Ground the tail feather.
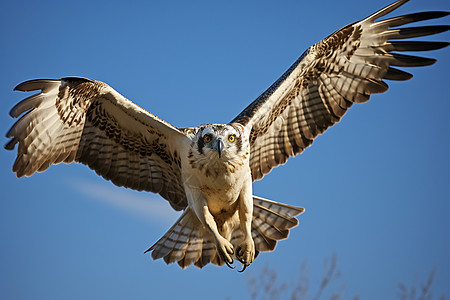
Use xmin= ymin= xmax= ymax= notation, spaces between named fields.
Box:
xmin=146 ymin=196 xmax=304 ymax=269
xmin=146 ymin=208 xmax=219 ymax=269
xmin=177 ymin=234 xmax=202 ymax=268
xmin=146 ymin=209 xmax=201 ymax=264
xmin=250 ymin=196 xmax=304 ymax=253
xmin=193 ymin=239 xmax=219 ymax=268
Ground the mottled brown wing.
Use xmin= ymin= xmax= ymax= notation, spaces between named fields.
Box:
xmin=231 ymin=0 xmax=449 ymax=181
xmin=6 ymin=77 xmax=189 ymax=210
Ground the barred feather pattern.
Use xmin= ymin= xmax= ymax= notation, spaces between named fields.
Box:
xmin=147 ymin=196 xmax=304 ymax=268
xmin=232 ymin=0 xmax=449 ymax=181
xmin=6 ymin=77 xmax=190 ymax=210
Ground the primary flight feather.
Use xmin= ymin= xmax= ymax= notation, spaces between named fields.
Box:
xmin=5 ymin=0 xmax=449 ymax=270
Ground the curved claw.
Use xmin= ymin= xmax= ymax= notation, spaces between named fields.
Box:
xmin=225 ymin=259 xmax=235 ymax=269
xmin=217 ymin=242 xmax=235 ymax=269
xmin=237 ymin=258 xmax=249 ymax=272
xmin=238 ymin=264 xmax=248 ymax=273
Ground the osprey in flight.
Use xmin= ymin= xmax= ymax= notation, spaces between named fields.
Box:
xmin=5 ymin=0 xmax=449 ymax=271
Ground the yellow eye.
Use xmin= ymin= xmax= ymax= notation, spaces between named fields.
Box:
xmin=203 ymin=135 xmax=212 ymax=143
xmin=228 ymin=135 xmax=236 ymax=143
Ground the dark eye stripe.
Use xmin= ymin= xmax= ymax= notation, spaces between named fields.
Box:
xmin=235 ymin=135 xmax=242 ymax=152
xmin=197 ymin=134 xmax=205 ymax=154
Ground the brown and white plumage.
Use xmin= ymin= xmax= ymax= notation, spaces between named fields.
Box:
xmin=7 ymin=77 xmax=189 ymax=210
xmin=5 ymin=0 xmax=449 ymax=270
xmin=232 ymin=0 xmax=449 ymax=180
xmin=148 ymin=196 xmax=303 ymax=269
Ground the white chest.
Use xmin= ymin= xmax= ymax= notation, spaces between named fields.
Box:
xmin=182 ymin=150 xmax=251 ymax=211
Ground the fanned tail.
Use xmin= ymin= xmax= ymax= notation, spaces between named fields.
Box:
xmin=250 ymin=196 xmax=304 ymax=253
xmin=146 ymin=196 xmax=304 ymax=269
xmin=145 ymin=208 xmax=223 ymax=269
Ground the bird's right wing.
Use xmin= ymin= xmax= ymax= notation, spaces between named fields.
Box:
xmin=6 ymin=77 xmax=190 ymax=210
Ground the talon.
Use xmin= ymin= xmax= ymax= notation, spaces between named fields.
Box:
xmin=237 ymin=257 xmax=249 ymax=272
xmin=218 ymin=248 xmax=235 ymax=269
xmin=238 ymin=263 xmax=248 ymax=273
xmin=225 ymin=259 xmax=235 ymax=269
xmin=215 ymin=237 xmax=235 ymax=269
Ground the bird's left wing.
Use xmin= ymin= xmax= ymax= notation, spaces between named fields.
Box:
xmin=6 ymin=77 xmax=190 ymax=210
xmin=231 ymin=0 xmax=449 ymax=181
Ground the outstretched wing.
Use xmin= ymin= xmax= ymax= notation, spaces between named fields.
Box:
xmin=6 ymin=77 xmax=189 ymax=210
xmin=231 ymin=0 xmax=449 ymax=181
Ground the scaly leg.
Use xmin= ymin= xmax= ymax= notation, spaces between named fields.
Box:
xmin=236 ymin=176 xmax=255 ymax=271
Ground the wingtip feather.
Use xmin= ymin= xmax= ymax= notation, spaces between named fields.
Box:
xmin=4 ymin=138 xmax=18 ymax=150
xmin=14 ymin=79 xmax=57 ymax=92
xmin=365 ymin=0 xmax=409 ymax=22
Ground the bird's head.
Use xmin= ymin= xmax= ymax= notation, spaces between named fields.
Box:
xmin=191 ymin=123 xmax=248 ymax=161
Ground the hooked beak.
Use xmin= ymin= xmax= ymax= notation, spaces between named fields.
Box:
xmin=216 ymin=139 xmax=224 ymax=158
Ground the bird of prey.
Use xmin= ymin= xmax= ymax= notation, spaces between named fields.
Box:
xmin=5 ymin=0 xmax=449 ymax=271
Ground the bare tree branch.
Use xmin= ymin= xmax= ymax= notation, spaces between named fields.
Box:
xmin=247 ymin=256 xmax=443 ymax=300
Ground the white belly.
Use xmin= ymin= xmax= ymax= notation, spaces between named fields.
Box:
xmin=182 ymin=154 xmax=250 ymax=215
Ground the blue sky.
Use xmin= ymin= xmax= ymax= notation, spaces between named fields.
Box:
xmin=1 ymin=0 xmax=449 ymax=299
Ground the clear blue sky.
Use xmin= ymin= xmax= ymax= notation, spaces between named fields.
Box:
xmin=1 ymin=0 xmax=449 ymax=299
